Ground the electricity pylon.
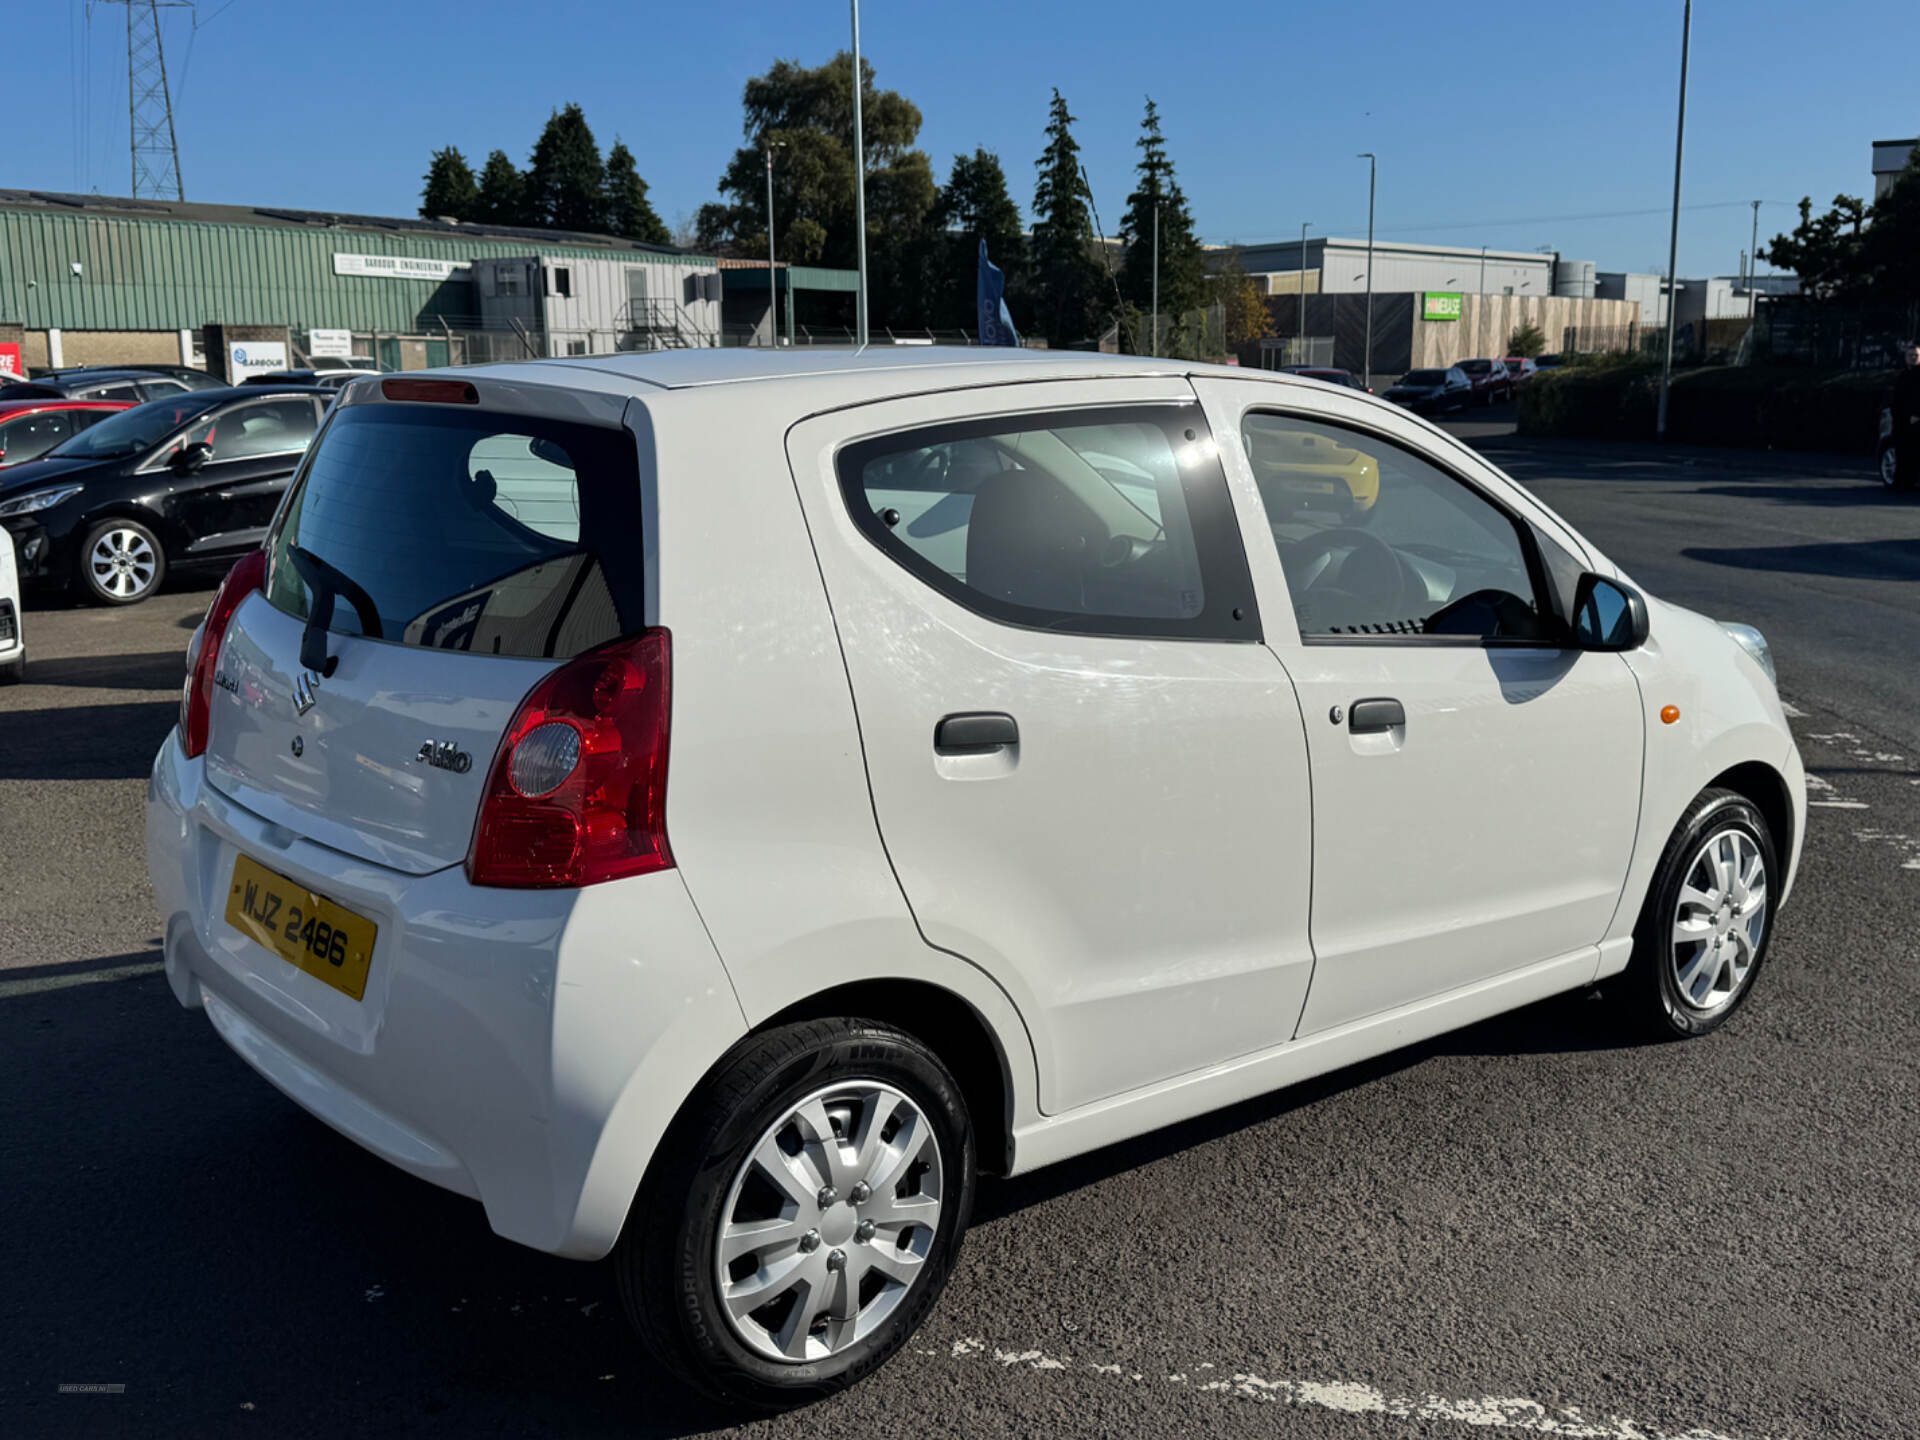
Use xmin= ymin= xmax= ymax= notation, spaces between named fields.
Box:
xmin=102 ymin=1 xmax=190 ymax=201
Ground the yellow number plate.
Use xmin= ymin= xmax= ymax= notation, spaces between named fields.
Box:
xmin=225 ymin=853 xmax=377 ymax=1002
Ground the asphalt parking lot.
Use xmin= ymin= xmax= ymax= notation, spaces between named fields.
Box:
xmin=4 ymin=431 xmax=1918 ymax=1439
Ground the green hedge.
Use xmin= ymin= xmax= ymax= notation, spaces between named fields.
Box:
xmin=1518 ymin=360 xmax=1889 ymax=454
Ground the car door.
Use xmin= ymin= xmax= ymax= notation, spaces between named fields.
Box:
xmin=786 ymin=378 xmax=1315 ymax=1114
xmin=156 ymin=396 xmax=320 ymax=558
xmin=1193 ymin=378 xmax=1644 ymax=1035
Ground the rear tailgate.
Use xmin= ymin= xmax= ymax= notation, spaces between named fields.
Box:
xmin=201 ymin=382 xmax=649 ymax=874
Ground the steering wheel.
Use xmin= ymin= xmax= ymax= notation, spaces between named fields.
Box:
xmin=1284 ymin=527 xmax=1415 ymax=628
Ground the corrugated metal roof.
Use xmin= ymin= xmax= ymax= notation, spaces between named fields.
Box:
xmin=0 ymin=190 xmax=718 ymax=333
xmin=0 ymin=188 xmax=700 ymax=258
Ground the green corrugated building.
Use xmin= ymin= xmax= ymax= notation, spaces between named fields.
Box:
xmin=0 ymin=188 xmax=719 ymax=373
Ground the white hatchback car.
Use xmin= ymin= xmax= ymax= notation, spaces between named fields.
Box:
xmin=147 ymin=351 xmax=1804 ymax=1406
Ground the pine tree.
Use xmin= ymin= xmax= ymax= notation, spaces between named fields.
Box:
xmin=926 ymin=149 xmax=1027 ymax=332
xmin=420 ymin=146 xmax=477 ymax=221
xmin=1119 ymin=99 xmax=1205 ymax=354
xmin=525 ymin=103 xmax=608 ymax=233
xmin=472 ymin=150 xmax=528 ymax=227
xmin=605 ymin=140 xmax=671 ymax=245
xmin=1031 ymin=90 xmax=1107 ymax=348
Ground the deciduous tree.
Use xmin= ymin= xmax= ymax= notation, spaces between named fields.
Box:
xmin=697 ymin=54 xmax=936 ymax=327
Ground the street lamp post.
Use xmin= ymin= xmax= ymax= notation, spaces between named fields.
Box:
xmin=1151 ymin=200 xmax=1160 ymax=357
xmin=1358 ymin=152 xmax=1376 ymax=389
xmin=1298 ymin=221 xmax=1309 ymax=364
xmin=764 ymin=140 xmax=782 ymax=348
xmin=850 ymin=0 xmax=869 ymax=347
xmin=1657 ymin=0 xmax=1692 ymax=438
xmin=1749 ymin=199 xmax=1761 ymax=322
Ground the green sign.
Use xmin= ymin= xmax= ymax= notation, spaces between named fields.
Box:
xmin=1422 ymin=291 xmax=1463 ymax=321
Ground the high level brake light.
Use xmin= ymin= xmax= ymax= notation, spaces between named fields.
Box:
xmin=467 ymin=630 xmax=674 ymax=888
xmin=181 ymin=549 xmax=267 ymax=758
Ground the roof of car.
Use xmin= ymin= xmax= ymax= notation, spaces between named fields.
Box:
xmin=0 ymin=397 xmax=135 ymax=414
xmin=489 ymin=346 xmax=1216 ymax=393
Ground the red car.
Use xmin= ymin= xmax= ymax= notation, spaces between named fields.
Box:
xmin=1455 ymin=358 xmax=1513 ymax=406
xmin=0 ymin=398 xmax=134 ymax=470
xmin=1502 ymin=356 xmax=1541 ymax=389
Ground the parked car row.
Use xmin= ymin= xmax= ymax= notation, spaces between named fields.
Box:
xmin=1383 ymin=356 xmax=1542 ymax=414
xmin=0 ymin=364 xmax=224 ymax=405
xmin=0 ymin=383 xmax=331 ymax=605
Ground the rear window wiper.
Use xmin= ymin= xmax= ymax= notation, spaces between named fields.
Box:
xmin=288 ymin=545 xmax=384 ymax=675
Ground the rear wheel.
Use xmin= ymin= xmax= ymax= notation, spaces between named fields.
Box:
xmin=78 ymin=519 xmax=166 ymax=605
xmin=0 ymin=654 xmax=22 ymax=684
xmin=1881 ymin=443 xmax=1905 ymax=490
xmin=616 ymin=1018 xmax=975 ymax=1409
xmin=1611 ymin=788 xmax=1777 ymax=1039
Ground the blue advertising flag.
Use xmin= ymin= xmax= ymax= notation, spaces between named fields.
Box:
xmin=976 ymin=239 xmax=1021 ymax=348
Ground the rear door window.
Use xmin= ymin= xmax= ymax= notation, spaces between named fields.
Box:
xmin=838 ymin=403 xmax=1258 ymax=641
xmin=265 ymin=403 xmax=644 ymax=659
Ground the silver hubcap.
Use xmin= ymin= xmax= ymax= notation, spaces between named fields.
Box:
xmin=1670 ymin=827 xmax=1768 ymax=1013
xmin=715 ymin=1081 xmax=944 ymax=1364
xmin=90 ymin=528 xmax=157 ymax=599
xmin=1883 ymin=448 xmax=1899 ymax=487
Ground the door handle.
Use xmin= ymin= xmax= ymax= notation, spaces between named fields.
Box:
xmin=935 ymin=712 xmax=1019 ymax=752
xmin=1347 ymin=697 xmax=1405 ymax=734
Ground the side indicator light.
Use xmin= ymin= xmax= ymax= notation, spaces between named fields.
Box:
xmin=1660 ymin=705 xmax=1681 ymax=725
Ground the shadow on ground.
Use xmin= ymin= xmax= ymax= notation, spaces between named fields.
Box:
xmin=1683 ymin=537 xmax=1920 ymax=582
xmin=15 ymin=650 xmax=187 ymax=694
xmin=0 ymin=699 xmax=176 ymax=780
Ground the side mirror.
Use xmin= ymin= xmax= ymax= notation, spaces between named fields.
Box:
xmin=171 ymin=440 xmax=213 ymax=475
xmin=1572 ymin=571 xmax=1650 ymax=651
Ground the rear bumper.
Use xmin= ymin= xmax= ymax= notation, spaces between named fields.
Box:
xmin=146 ymin=729 xmax=747 ymax=1259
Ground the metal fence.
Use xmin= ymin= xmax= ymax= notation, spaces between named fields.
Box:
xmin=1256 ymin=336 xmax=1336 ymax=368
xmin=1752 ymin=300 xmax=1920 ymax=369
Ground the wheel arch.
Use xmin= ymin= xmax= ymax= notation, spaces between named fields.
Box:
xmin=1707 ymin=759 xmax=1794 ymax=877
xmin=760 ymin=979 xmax=1015 ymax=1176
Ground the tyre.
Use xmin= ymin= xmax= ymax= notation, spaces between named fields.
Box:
xmin=78 ymin=519 xmax=166 ymax=605
xmin=1612 ymin=787 xmax=1778 ymax=1040
xmin=0 ymin=654 xmax=21 ymax=684
xmin=1881 ymin=443 xmax=1905 ymax=490
xmin=615 ymin=1018 xmax=976 ymax=1410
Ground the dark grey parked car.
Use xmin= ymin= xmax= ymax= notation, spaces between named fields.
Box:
xmin=1383 ymin=366 xmax=1474 ymax=415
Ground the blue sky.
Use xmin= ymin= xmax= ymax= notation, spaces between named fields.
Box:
xmin=20 ymin=0 xmax=1915 ymax=279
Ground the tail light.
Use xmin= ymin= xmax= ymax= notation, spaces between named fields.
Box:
xmin=181 ymin=548 xmax=267 ymax=758
xmin=467 ymin=630 xmax=673 ymax=888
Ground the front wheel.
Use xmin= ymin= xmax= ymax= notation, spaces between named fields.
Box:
xmin=1611 ymin=788 xmax=1778 ymax=1040
xmin=615 ymin=1018 xmax=976 ymax=1410
xmin=1881 ymin=443 xmax=1902 ymax=490
xmin=78 ymin=519 xmax=166 ymax=605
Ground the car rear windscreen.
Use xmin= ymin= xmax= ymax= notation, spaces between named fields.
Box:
xmin=264 ymin=403 xmax=646 ymax=659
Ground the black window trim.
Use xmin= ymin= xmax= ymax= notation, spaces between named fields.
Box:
xmin=1239 ymin=404 xmax=1576 ymax=651
xmin=836 ymin=400 xmax=1263 ymax=644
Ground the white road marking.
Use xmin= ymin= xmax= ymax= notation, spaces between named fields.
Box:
xmin=942 ymin=1337 xmax=1752 ymax=1438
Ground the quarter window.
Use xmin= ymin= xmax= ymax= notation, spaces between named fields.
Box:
xmin=839 ymin=404 xmax=1259 ymax=641
xmin=1242 ymin=411 xmax=1555 ymax=643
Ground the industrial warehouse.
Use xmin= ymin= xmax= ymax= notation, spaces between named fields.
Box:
xmin=0 ymin=189 xmax=874 ymax=378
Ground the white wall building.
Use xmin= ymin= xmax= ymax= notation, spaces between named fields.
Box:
xmin=1223 ymin=238 xmax=1556 ymax=298
xmin=472 ymin=254 xmax=722 ymax=355
xmin=1874 ymin=137 xmax=1917 ymax=200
